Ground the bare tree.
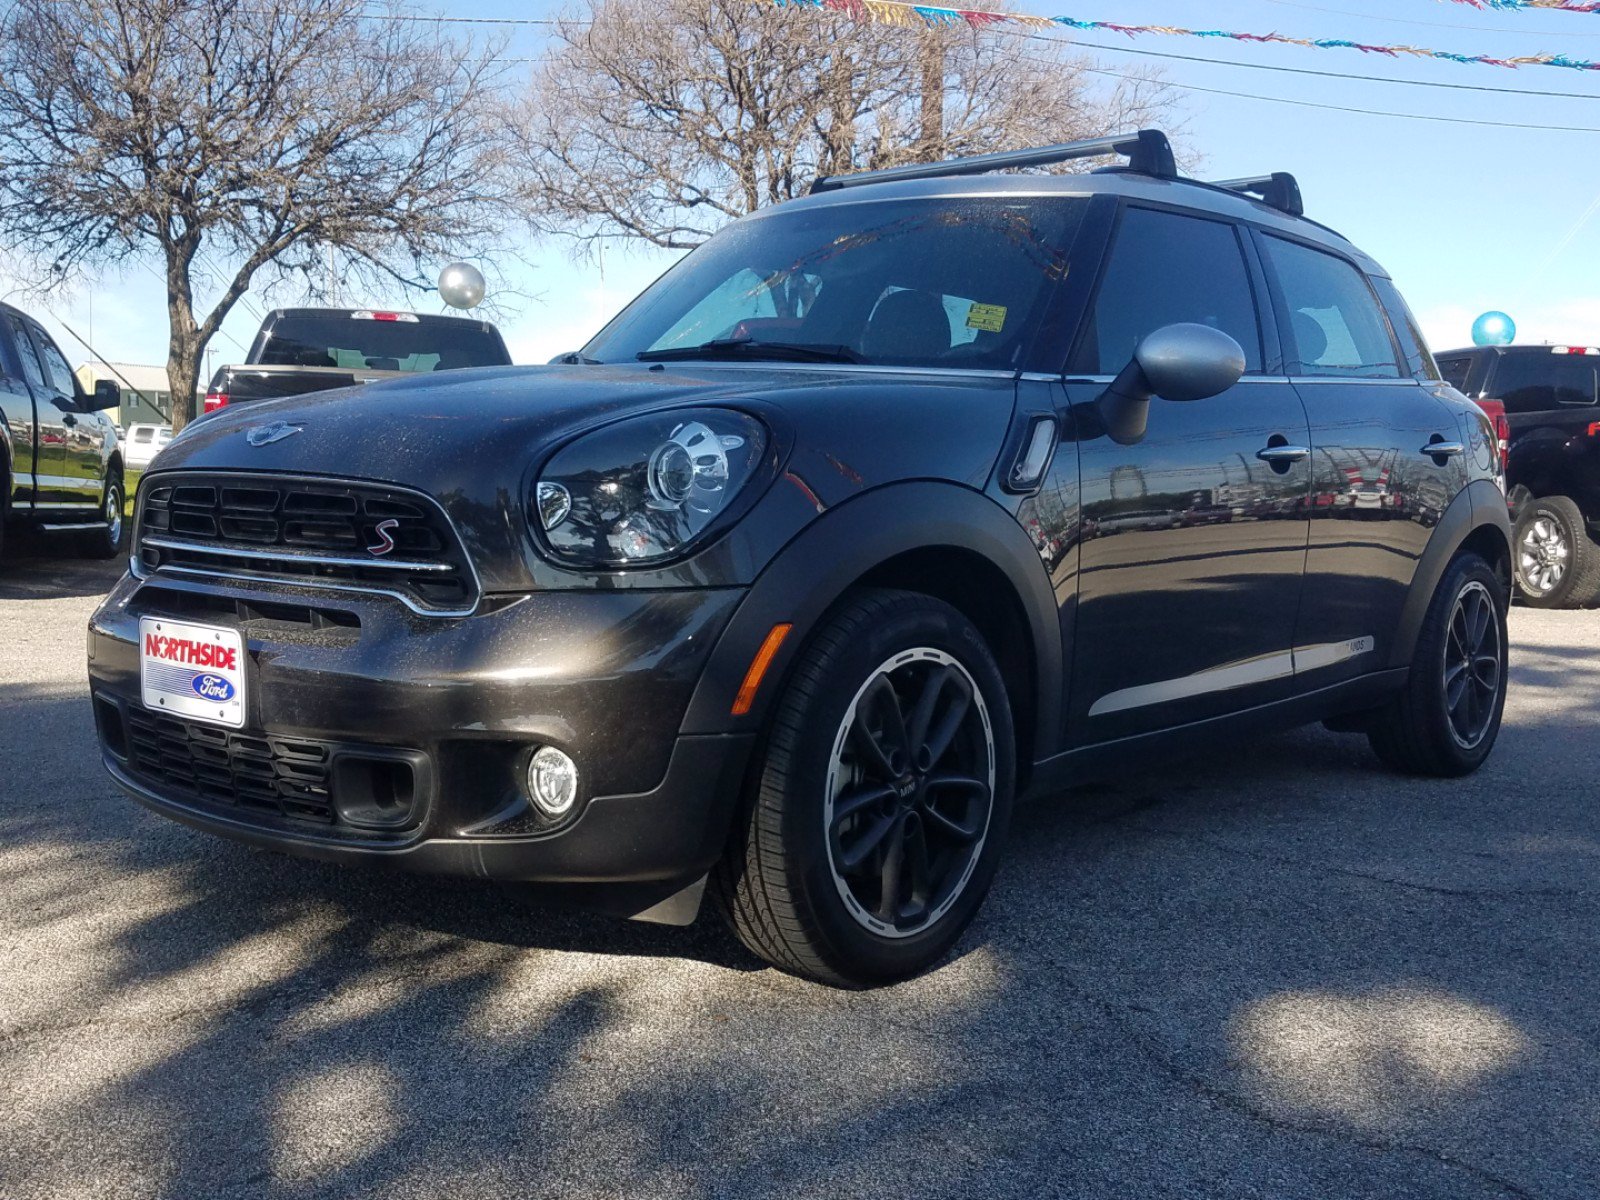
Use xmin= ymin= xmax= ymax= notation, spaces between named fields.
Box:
xmin=0 ymin=0 xmax=509 ymax=427
xmin=509 ymin=0 xmax=1182 ymax=251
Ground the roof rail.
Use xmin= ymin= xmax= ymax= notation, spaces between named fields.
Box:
xmin=810 ymin=129 xmax=1177 ymax=195
xmin=1212 ymin=173 xmax=1304 ymax=218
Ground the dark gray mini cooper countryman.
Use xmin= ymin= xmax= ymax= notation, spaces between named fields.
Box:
xmin=88 ymin=132 xmax=1512 ymax=986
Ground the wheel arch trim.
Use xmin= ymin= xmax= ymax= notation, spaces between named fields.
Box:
xmin=1390 ymin=478 xmax=1512 ymax=670
xmin=679 ymin=481 xmax=1064 ymax=761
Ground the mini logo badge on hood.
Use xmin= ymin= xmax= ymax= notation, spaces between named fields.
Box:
xmin=246 ymin=421 xmax=304 ymax=447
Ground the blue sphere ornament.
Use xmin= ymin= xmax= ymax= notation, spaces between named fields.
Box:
xmin=1472 ymin=311 xmax=1516 ymax=347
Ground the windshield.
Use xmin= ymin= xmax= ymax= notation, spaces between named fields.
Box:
xmin=584 ymin=196 xmax=1084 ymax=371
xmin=256 ymin=315 xmax=508 ymax=373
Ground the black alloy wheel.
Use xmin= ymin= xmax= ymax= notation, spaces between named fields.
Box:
xmin=824 ymin=647 xmax=995 ymax=939
xmin=1443 ymin=580 xmax=1502 ymax=752
xmin=1368 ymin=553 xmax=1509 ymax=777
xmin=716 ymin=589 xmax=1015 ymax=987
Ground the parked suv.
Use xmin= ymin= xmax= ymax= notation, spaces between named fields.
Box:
xmin=88 ymin=132 xmax=1511 ymax=986
xmin=1 ymin=301 xmax=125 ymax=560
xmin=1435 ymin=343 xmax=1600 ymax=607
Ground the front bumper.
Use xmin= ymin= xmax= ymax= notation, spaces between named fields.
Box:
xmin=87 ymin=569 xmax=752 ymax=887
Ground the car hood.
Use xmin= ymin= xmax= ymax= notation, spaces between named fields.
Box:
xmin=146 ymin=363 xmax=1017 ymax=591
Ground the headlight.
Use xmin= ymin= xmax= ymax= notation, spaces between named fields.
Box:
xmin=532 ymin=407 xmax=768 ymax=566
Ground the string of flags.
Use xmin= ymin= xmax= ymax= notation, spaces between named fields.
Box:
xmin=767 ymin=0 xmax=1600 ymax=71
xmin=1445 ymin=0 xmax=1600 ymax=13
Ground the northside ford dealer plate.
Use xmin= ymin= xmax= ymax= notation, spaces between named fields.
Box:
xmin=139 ymin=617 xmax=247 ymax=729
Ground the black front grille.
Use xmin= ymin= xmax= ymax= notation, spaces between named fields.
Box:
xmin=136 ymin=472 xmax=477 ymax=613
xmin=125 ymin=707 xmax=336 ymax=824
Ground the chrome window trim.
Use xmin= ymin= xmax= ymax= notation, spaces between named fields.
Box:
xmin=132 ymin=470 xmax=484 ymax=617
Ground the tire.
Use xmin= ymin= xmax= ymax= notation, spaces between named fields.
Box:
xmin=1367 ymin=553 xmax=1508 ymax=778
xmin=79 ymin=472 xmax=126 ymax=559
xmin=714 ymin=588 xmax=1016 ymax=987
xmin=1513 ymin=495 xmax=1600 ymax=609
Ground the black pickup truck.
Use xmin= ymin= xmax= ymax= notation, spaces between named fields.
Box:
xmin=1436 ymin=344 xmax=1600 ymax=607
xmin=0 ymin=300 xmax=125 ymax=560
xmin=203 ymin=307 xmax=513 ymax=416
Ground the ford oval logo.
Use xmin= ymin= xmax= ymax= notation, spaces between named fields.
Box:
xmin=192 ymin=674 xmax=236 ymax=702
xmin=246 ymin=421 xmax=304 ymax=447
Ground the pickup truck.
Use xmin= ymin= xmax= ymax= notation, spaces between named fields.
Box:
xmin=203 ymin=307 xmax=513 ymax=416
xmin=1436 ymin=343 xmax=1600 ymax=608
xmin=0 ymin=300 xmax=125 ymax=560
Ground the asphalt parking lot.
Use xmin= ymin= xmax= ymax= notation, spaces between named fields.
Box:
xmin=1 ymin=550 xmax=1595 ymax=1200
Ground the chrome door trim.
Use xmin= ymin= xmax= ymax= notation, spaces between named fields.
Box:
xmin=1088 ymin=636 xmax=1376 ymax=718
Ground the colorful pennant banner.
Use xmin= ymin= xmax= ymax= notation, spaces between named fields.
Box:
xmin=1446 ymin=1 xmax=1600 ymax=12
xmin=769 ymin=0 xmax=1600 ymax=71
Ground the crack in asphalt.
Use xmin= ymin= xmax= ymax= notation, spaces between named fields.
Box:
xmin=1130 ymin=825 xmax=1586 ymax=902
xmin=1048 ymin=966 xmax=1542 ymax=1200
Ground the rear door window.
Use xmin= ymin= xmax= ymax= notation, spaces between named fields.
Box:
xmin=1489 ymin=352 xmax=1600 ymax=412
xmin=1071 ymin=206 xmax=1263 ymax=375
xmin=1261 ymin=236 xmax=1402 ymax=379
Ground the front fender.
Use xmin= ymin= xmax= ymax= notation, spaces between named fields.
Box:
xmin=679 ymin=480 xmax=1064 ymax=760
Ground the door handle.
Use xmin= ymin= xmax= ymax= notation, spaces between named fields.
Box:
xmin=1256 ymin=445 xmax=1310 ymax=464
xmin=1421 ymin=439 xmax=1464 ymax=460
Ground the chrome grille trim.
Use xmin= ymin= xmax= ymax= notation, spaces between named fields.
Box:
xmin=133 ymin=471 xmax=483 ymax=617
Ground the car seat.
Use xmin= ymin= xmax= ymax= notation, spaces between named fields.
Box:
xmin=861 ymin=290 xmax=952 ymax=361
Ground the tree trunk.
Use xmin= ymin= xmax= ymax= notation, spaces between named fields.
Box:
xmin=164 ymin=247 xmax=202 ymax=431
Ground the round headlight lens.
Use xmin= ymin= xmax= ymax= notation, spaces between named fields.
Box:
xmin=532 ymin=408 xmax=767 ymax=567
xmin=648 ymin=439 xmax=696 ymax=507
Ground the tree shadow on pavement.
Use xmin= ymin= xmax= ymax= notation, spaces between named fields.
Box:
xmin=2 ymin=656 xmax=1597 ymax=1199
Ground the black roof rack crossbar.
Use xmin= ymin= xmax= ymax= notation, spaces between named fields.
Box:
xmin=1212 ymin=173 xmax=1304 ymax=218
xmin=810 ymin=129 xmax=1177 ymax=195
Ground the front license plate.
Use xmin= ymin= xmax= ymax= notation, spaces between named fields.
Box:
xmin=139 ymin=617 xmax=247 ymax=729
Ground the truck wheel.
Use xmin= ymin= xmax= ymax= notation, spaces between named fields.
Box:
xmin=1514 ymin=496 xmax=1600 ymax=608
xmin=715 ymin=589 xmax=1015 ymax=987
xmin=80 ymin=473 xmax=125 ymax=559
xmin=1368 ymin=553 xmax=1508 ymax=778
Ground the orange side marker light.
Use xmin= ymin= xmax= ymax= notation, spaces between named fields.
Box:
xmin=732 ymin=624 xmax=793 ymax=716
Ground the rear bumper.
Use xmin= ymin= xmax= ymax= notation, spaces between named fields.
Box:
xmin=87 ymin=569 xmax=753 ymax=886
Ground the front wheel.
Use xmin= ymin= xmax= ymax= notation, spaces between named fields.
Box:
xmin=715 ymin=589 xmax=1015 ymax=987
xmin=1367 ymin=553 xmax=1508 ymax=777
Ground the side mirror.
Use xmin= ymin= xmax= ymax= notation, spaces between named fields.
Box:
xmin=86 ymin=379 xmax=121 ymax=411
xmin=1098 ymin=324 xmax=1246 ymax=446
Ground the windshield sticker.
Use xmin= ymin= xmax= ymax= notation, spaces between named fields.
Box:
xmin=966 ymin=303 xmax=1007 ymax=334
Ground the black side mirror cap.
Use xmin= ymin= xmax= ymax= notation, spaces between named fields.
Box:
xmin=86 ymin=379 xmax=121 ymax=411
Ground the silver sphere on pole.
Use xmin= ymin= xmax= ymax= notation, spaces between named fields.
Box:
xmin=438 ymin=262 xmax=486 ymax=310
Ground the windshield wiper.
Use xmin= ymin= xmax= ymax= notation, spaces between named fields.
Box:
xmin=636 ymin=339 xmax=863 ymax=365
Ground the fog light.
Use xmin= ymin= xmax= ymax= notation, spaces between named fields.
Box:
xmin=528 ymin=745 xmax=578 ymax=817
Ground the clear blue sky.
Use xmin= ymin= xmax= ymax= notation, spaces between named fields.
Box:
xmin=10 ymin=0 xmax=1600 ymax=381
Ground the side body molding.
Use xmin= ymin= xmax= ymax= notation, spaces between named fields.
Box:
xmin=680 ymin=481 xmax=1065 ymax=762
xmin=1389 ymin=477 xmax=1513 ymax=671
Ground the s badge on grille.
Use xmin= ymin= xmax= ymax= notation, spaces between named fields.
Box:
xmin=245 ymin=421 xmax=304 ymax=447
xmin=367 ymin=518 xmax=400 ymax=556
